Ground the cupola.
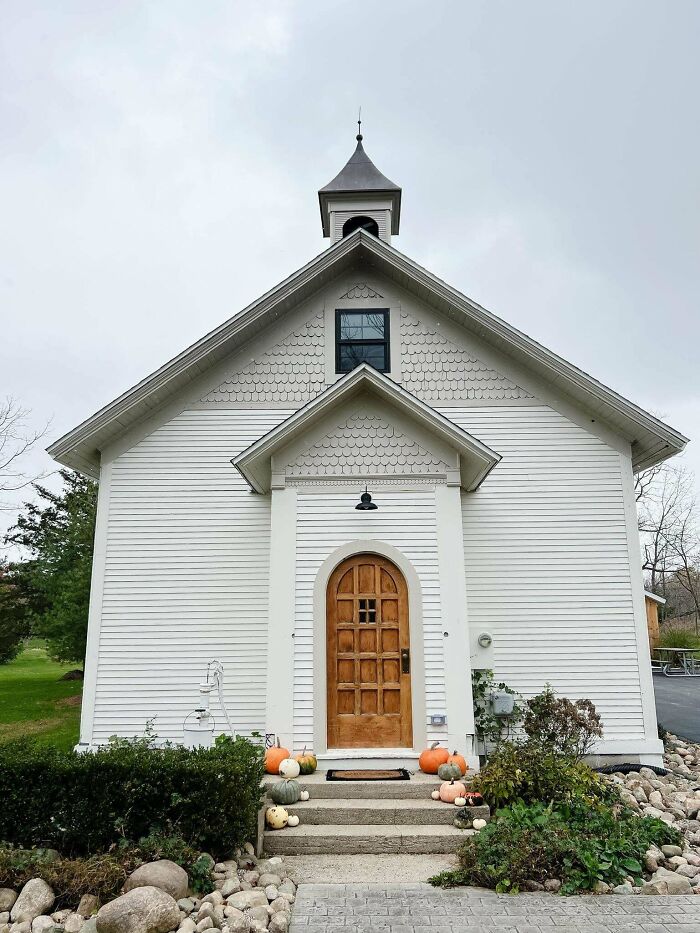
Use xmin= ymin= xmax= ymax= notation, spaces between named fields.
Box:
xmin=318 ymin=127 xmax=402 ymax=244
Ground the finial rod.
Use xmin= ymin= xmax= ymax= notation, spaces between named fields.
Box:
xmin=357 ymin=106 xmax=362 ymax=142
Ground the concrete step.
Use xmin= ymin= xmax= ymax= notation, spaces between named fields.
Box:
xmin=263 ymin=822 xmax=474 ymax=855
xmin=283 ymin=797 xmax=490 ymax=825
xmin=263 ymin=772 xmax=453 ymax=799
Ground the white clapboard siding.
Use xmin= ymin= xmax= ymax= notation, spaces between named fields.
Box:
xmin=94 ymin=409 xmax=291 ymax=744
xmin=293 ymin=490 xmax=445 ymax=750
xmin=444 ymin=405 xmax=644 ymax=740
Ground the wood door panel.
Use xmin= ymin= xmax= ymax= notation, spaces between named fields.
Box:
xmin=326 ymin=554 xmax=413 ymax=748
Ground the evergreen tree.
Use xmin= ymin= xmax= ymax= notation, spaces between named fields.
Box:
xmin=4 ymin=470 xmax=97 ymax=663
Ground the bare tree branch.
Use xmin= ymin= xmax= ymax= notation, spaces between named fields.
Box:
xmin=0 ymin=397 xmax=50 ymax=511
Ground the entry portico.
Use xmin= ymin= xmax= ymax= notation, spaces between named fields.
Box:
xmin=234 ymin=364 xmax=500 ymax=769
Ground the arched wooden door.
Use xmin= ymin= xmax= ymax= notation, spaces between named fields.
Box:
xmin=326 ymin=554 xmax=413 ymax=748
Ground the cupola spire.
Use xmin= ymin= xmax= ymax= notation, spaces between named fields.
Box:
xmin=318 ymin=122 xmax=401 ymax=244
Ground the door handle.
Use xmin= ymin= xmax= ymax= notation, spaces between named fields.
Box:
xmin=401 ymin=648 xmax=411 ymax=674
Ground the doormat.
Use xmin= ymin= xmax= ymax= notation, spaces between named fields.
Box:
xmin=326 ymin=768 xmax=411 ymax=781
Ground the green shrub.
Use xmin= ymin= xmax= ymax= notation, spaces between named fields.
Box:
xmin=657 ymin=627 xmax=700 ymax=658
xmin=430 ymin=799 xmax=680 ymax=894
xmin=472 ymin=740 xmax=612 ymax=810
xmin=0 ymin=735 xmax=264 ymax=858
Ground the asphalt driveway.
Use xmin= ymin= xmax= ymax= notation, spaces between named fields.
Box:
xmin=653 ymin=671 xmax=700 ymax=742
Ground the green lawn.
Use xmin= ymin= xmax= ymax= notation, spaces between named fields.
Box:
xmin=0 ymin=640 xmax=82 ymax=751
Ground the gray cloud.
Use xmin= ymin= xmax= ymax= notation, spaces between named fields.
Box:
xmin=1 ymin=0 xmax=698 ymax=540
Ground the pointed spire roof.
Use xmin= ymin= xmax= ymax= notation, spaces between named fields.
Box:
xmin=319 ymin=135 xmax=401 ymax=196
xmin=318 ymin=132 xmax=402 ymax=236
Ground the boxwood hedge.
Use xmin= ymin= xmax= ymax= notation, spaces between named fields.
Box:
xmin=0 ymin=735 xmax=264 ymax=857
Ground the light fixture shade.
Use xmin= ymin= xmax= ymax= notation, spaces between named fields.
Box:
xmin=355 ymin=488 xmax=378 ymax=511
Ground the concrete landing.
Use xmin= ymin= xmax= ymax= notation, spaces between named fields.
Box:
xmin=284 ymin=853 xmax=458 ymax=883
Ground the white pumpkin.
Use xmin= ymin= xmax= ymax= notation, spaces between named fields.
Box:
xmin=472 ymin=818 xmax=487 ymax=830
xmin=454 ymin=796 xmax=467 ymax=807
xmin=265 ymin=806 xmax=289 ymax=830
xmin=287 ymin=814 xmax=300 ymax=827
xmin=300 ymin=790 xmax=310 ymax=801
xmin=431 ymin=790 xmax=440 ymax=800
xmin=278 ymin=757 xmax=301 ymax=779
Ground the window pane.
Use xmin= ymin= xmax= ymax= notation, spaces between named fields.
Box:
xmin=339 ymin=344 xmax=387 ymax=371
xmin=339 ymin=312 xmax=386 ymax=340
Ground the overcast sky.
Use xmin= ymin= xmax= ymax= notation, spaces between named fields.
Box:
xmin=1 ymin=1 xmax=698 ymax=544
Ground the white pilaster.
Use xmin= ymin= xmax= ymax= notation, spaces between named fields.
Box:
xmin=265 ymin=486 xmax=297 ymax=750
xmin=78 ymin=459 xmax=112 ymax=748
xmin=435 ymin=484 xmax=478 ymax=767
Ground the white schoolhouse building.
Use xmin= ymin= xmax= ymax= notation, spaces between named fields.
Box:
xmin=49 ymin=132 xmax=688 ymax=769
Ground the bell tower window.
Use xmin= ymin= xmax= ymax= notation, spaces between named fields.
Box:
xmin=335 ymin=309 xmax=390 ymax=373
xmin=342 ymin=215 xmax=379 ymax=238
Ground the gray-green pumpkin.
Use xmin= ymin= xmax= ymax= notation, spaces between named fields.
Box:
xmin=269 ymin=779 xmax=301 ymax=805
xmin=453 ymin=807 xmax=472 ymax=830
xmin=437 ymin=761 xmax=463 ymax=781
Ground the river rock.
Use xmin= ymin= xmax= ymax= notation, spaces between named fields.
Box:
xmin=96 ymin=887 xmax=180 ymax=933
xmin=641 ymin=867 xmax=692 ymax=895
xmin=220 ymin=880 xmax=239 ymax=899
xmin=12 ymin=881 xmax=55 ymax=923
xmin=77 ymin=899 xmax=100 ymax=921
xmin=32 ymin=917 xmax=56 ymax=933
xmin=124 ymin=861 xmax=188 ymax=901
xmin=246 ymin=907 xmax=268 ymax=928
xmin=543 ymin=879 xmax=561 ymax=893
xmin=0 ymin=896 xmax=17 ymax=915
xmin=256 ymin=875 xmax=280 ymax=890
xmin=178 ymin=921 xmax=195 ymax=933
xmin=612 ymin=883 xmax=634 ymax=895
xmin=662 ymin=844 xmax=684 ymax=858
xmin=226 ymin=892 xmax=267 ymax=912
xmin=268 ymin=914 xmax=289 ymax=933
xmin=64 ymin=915 xmax=84 ymax=933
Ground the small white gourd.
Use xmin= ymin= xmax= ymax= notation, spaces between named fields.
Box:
xmin=431 ymin=790 xmax=440 ymax=800
xmin=453 ymin=796 xmax=467 ymax=807
xmin=287 ymin=814 xmax=300 ymax=827
xmin=299 ymin=789 xmax=310 ymax=801
xmin=472 ymin=818 xmax=487 ymax=830
xmin=278 ymin=757 xmax=301 ymax=779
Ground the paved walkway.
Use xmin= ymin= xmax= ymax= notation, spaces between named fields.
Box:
xmin=290 ymin=883 xmax=700 ymax=932
xmin=654 ymin=672 xmax=700 ymax=742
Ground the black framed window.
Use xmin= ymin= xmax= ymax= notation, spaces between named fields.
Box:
xmin=335 ymin=309 xmax=390 ymax=373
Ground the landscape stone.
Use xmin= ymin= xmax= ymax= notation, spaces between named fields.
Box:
xmin=267 ymin=899 xmax=288 ymax=915
xmin=178 ymin=921 xmax=195 ymax=933
xmin=12 ymin=922 xmax=32 ymax=933
xmin=255 ymin=876 xmax=280 ymax=890
xmin=175 ymin=902 xmax=193 ymax=917
xmin=219 ymin=881 xmax=239 ymax=899
xmin=199 ymin=895 xmax=222 ymax=909
xmin=543 ymin=879 xmax=561 ymax=893
xmin=77 ymin=898 xmax=100 ymax=920
xmin=245 ymin=907 xmax=268 ymax=928
xmin=263 ymin=887 xmax=278 ymax=903
xmin=194 ymin=920 xmax=212 ymax=933
xmin=12 ymin=881 xmax=55 ymax=923
xmin=592 ymin=881 xmax=610 ymax=894
xmin=123 ymin=861 xmax=189 ymax=901
xmin=641 ymin=867 xmax=692 ymax=895
xmin=32 ymin=917 xmax=56 ymax=933
xmin=268 ymin=914 xmax=289 ymax=933
xmin=95 ymin=887 xmax=180 ymax=933
xmin=64 ymin=914 xmax=85 ymax=933
xmin=276 ymin=883 xmax=295 ymax=899
xmin=81 ymin=919 xmax=97 ymax=933
xmin=662 ymin=845 xmax=684 ymax=858
xmin=224 ymin=919 xmax=246 ymax=933
xmin=0 ymin=896 xmax=17 ymax=915
xmin=226 ymin=892 xmax=267 ymax=912
xmin=612 ymin=883 xmax=634 ymax=895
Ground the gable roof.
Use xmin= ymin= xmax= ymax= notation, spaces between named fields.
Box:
xmin=48 ymin=228 xmax=688 ymax=477
xmin=232 ymin=363 xmax=501 ymax=493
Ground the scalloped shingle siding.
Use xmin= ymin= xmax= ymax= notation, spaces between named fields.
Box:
xmin=400 ymin=312 xmax=532 ymax=400
xmin=286 ymin=414 xmax=451 ymax=476
xmin=200 ymin=313 xmax=325 ymax=403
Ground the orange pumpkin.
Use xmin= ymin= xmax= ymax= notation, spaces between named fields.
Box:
xmin=418 ymin=741 xmax=450 ymax=774
xmin=265 ymin=736 xmax=291 ymax=775
xmin=447 ymin=750 xmax=468 ymax=776
xmin=439 ymin=779 xmax=467 ymax=803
